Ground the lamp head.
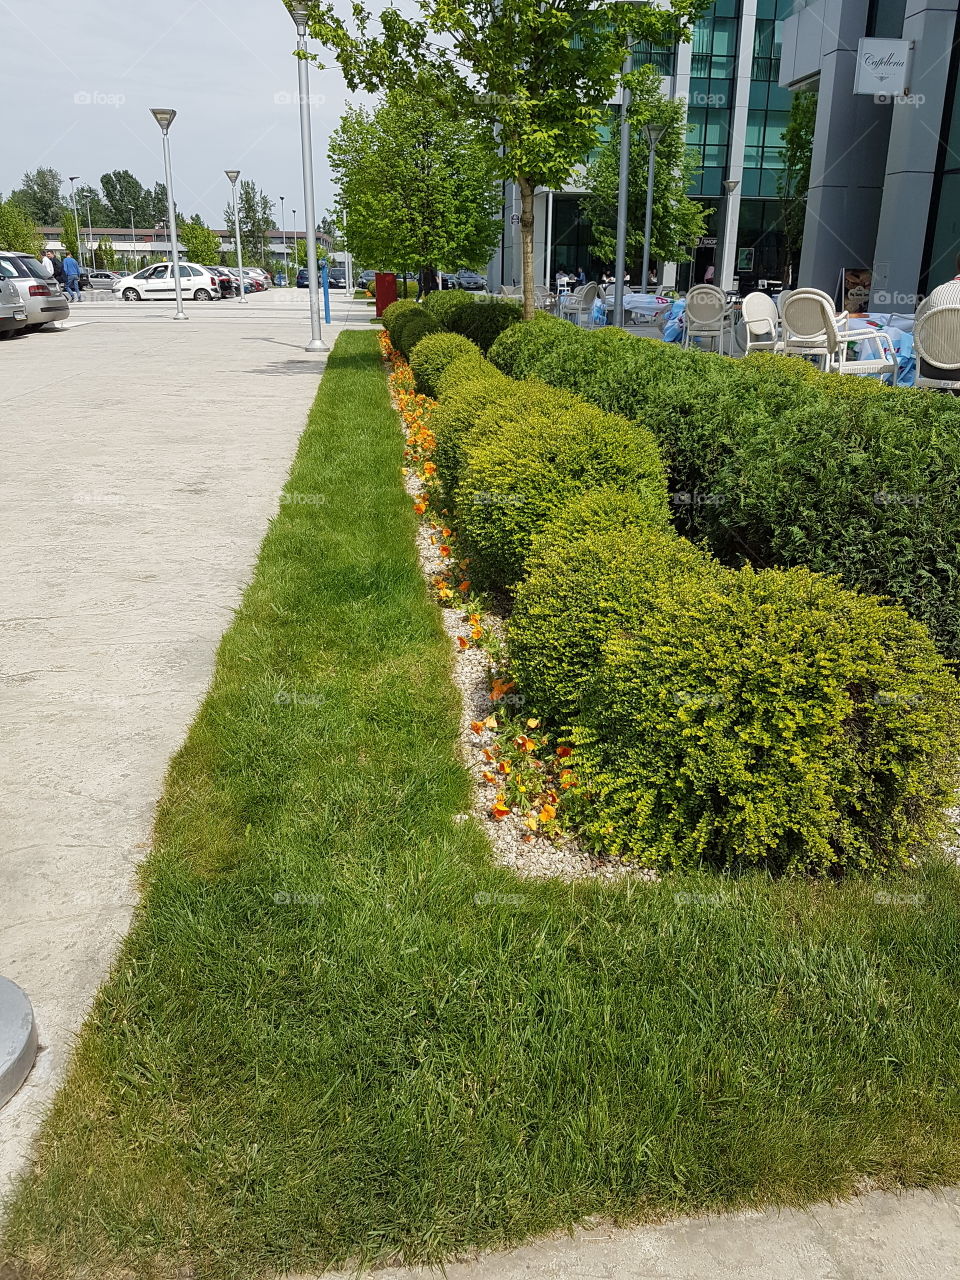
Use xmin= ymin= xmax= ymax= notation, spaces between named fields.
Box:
xmin=288 ymin=3 xmax=310 ymax=33
xmin=643 ymin=121 xmax=667 ymax=147
xmin=150 ymin=107 xmax=177 ymax=132
xmin=225 ymin=169 xmax=240 ymax=185
xmin=723 ymin=179 xmax=740 ymax=194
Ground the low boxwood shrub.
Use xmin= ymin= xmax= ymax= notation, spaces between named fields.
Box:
xmin=381 ymin=299 xmax=420 ymax=345
xmin=434 ymin=349 xmax=490 ymax=398
xmin=395 ymin=309 xmax=441 ymax=360
xmin=409 ymin=331 xmax=482 ymax=399
xmin=510 ymin=496 xmax=717 ymax=726
xmin=422 ymin=287 xmax=475 ymax=327
xmin=487 ymin=312 xmax=578 ymax=379
xmin=568 ymin=562 xmax=960 ymax=876
xmin=432 ymin=366 xmax=525 ymax=501
xmin=458 ymin=388 xmax=669 ymax=589
xmin=447 ymin=299 xmax=522 ymax=352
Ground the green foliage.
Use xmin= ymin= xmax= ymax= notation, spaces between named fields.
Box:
xmin=433 ymin=363 xmax=517 ymax=498
xmin=60 ymin=218 xmax=80 ymax=260
xmin=446 ymin=299 xmax=522 ymax=352
xmin=309 ymin=0 xmax=707 ymax=317
xmin=583 ymin=64 xmax=709 ymax=271
xmin=0 ymin=196 xmax=44 ymax=255
xmin=511 ymin=503 xmax=717 ymax=726
xmin=381 ymin=298 xmax=420 ymax=343
xmin=570 ymin=559 xmax=960 ymax=876
xmin=101 ymin=170 xmax=158 ymax=228
xmin=177 ymin=214 xmax=222 ymax=266
xmin=489 ymin=324 xmax=960 ymax=658
xmin=458 ymin=386 xmax=669 ymax=588
xmin=395 ymin=308 xmax=441 ymax=360
xmin=409 ymin=331 xmax=482 ymax=398
xmin=224 ymin=179 xmax=275 ymax=267
xmin=434 ymin=348 xmax=491 ymax=398
xmin=421 ymin=287 xmax=476 ymax=327
xmin=329 ymin=80 xmax=501 ymax=277
xmin=8 ymin=167 xmax=63 ymax=224
xmin=95 ymin=237 xmax=118 ymax=271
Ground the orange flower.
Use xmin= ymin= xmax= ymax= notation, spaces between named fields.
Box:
xmin=413 ymin=499 xmax=428 ymax=515
xmin=442 ymin=527 xmax=452 ymax=538
xmin=423 ymin=462 xmax=437 ymax=476
xmin=491 ymin=796 xmax=511 ymax=820
xmin=540 ymin=803 xmax=557 ymax=822
xmin=491 ymin=677 xmax=514 ymax=702
xmin=470 ymin=720 xmax=486 ymax=735
xmin=514 ymin=734 xmax=536 ymax=753
xmin=559 ymin=770 xmax=577 ymax=790
xmin=468 ymin=613 xmax=482 ymax=626
xmin=459 ymin=580 xmax=471 ymax=593
xmin=526 ymin=718 xmax=540 ymax=729
xmin=485 ymin=715 xmax=498 ymax=729
xmin=482 ymin=769 xmax=496 ymax=784
xmin=457 ymin=636 xmax=469 ymax=650
xmin=555 ymin=745 xmax=573 ymax=759
xmin=524 ymin=813 xmax=539 ymax=831
xmin=439 ymin=545 xmax=451 ymax=558
xmin=482 ymin=747 xmax=497 ymax=762
xmin=497 ymin=760 xmax=511 ymax=775
xmin=471 ymin=624 xmax=484 ymax=640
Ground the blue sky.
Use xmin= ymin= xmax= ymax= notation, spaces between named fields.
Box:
xmin=1 ymin=0 xmax=368 ymax=228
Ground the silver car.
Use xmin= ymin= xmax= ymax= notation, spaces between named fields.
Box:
xmin=0 ymin=272 xmax=28 ymax=339
xmin=0 ymin=252 xmax=70 ymax=331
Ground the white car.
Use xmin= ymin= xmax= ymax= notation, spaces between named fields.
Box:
xmin=112 ymin=262 xmax=221 ymax=302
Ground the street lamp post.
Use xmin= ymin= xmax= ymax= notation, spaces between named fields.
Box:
xmin=129 ymin=208 xmax=137 ymax=269
xmin=68 ymin=176 xmax=83 ymax=269
xmin=225 ymin=170 xmax=247 ymax=304
xmin=279 ymin=195 xmax=288 ymax=283
xmin=640 ymin=121 xmax=666 ymax=296
xmin=612 ymin=47 xmax=633 ymax=328
xmin=85 ymin=200 xmax=95 ymax=268
xmin=292 ymin=209 xmax=297 ymax=276
xmin=286 ymin=2 xmax=325 ymax=351
xmin=149 ymin=109 xmax=187 ymax=321
xmin=719 ymin=177 xmax=740 ymax=293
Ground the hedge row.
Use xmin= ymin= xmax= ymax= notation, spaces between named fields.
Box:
xmin=392 ymin=315 xmax=960 ymax=876
xmin=487 ymin=315 xmax=960 ymax=659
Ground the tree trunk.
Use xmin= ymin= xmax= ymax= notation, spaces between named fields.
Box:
xmin=518 ymin=175 xmax=536 ymax=322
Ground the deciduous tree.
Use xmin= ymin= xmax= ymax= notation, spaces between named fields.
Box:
xmin=306 ymin=0 xmax=706 ymax=318
xmin=778 ymin=89 xmax=816 ymax=285
xmin=178 ymin=214 xmax=222 ymax=265
xmin=8 ymin=167 xmax=63 ymax=224
xmin=224 ymin=180 xmax=276 ymax=267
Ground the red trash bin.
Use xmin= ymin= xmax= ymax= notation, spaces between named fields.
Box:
xmin=374 ymin=272 xmax=397 ymax=317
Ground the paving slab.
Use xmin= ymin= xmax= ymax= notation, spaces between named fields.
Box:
xmin=0 ymin=291 xmax=367 ymax=1194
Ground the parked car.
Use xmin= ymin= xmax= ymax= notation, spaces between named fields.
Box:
xmin=453 ymin=269 xmax=486 ymax=291
xmin=82 ymin=269 xmax=121 ymax=290
xmin=0 ymin=270 xmax=28 ymax=339
xmin=112 ymin=262 xmax=221 ymax=302
xmin=223 ymin=268 xmax=254 ymax=294
xmin=205 ymin=266 xmax=236 ymax=298
xmin=0 ymin=251 xmax=70 ymax=331
xmin=327 ymin=267 xmax=346 ymax=288
xmin=357 ymin=270 xmax=377 ymax=289
xmin=296 ymin=266 xmax=310 ymax=288
xmin=245 ymin=267 xmax=272 ymax=288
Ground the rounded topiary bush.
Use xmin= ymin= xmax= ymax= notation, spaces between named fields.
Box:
xmin=487 ymin=312 xmax=577 ymax=379
xmin=409 ymin=331 xmax=482 ymax=399
xmin=435 ymin=349 xmax=490 ymax=398
xmin=510 ymin=508 xmax=718 ymax=727
xmin=447 ymin=299 xmax=522 ymax=352
xmin=395 ymin=309 xmax=441 ymax=360
xmin=432 ymin=364 xmax=517 ymax=500
xmin=569 ymin=562 xmax=960 ymax=876
xmin=458 ymin=388 xmax=669 ymax=589
xmin=422 ymin=287 xmax=475 ymax=327
xmin=382 ymin=299 xmax=420 ymax=345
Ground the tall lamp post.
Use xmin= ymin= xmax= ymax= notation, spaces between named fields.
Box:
xmin=285 ymin=2 xmax=325 ymax=351
xmin=279 ymin=194 xmax=288 ymax=283
xmin=225 ymin=170 xmax=247 ymax=304
xmin=292 ymin=209 xmax=297 ymax=276
xmin=149 ymin=108 xmax=187 ymax=321
xmin=612 ymin=46 xmax=633 ymax=329
xmin=129 ymin=208 xmax=137 ymax=270
xmin=640 ymin=121 xmax=666 ymax=295
xmin=85 ymin=200 xmax=95 ymax=268
xmin=68 ymin=176 xmax=83 ymax=269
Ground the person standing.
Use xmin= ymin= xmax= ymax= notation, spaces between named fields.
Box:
xmin=62 ymin=252 xmax=82 ymax=301
xmin=40 ymin=250 xmax=55 ymax=278
xmin=417 ymin=265 xmax=439 ymax=300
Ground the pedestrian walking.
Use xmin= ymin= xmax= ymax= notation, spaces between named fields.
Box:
xmin=40 ymin=251 xmax=55 ymax=278
xmin=62 ymin=252 xmax=82 ymax=301
xmin=416 ymin=266 xmax=439 ymax=301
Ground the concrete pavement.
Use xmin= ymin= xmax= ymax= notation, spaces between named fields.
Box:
xmin=0 ymin=289 xmax=369 ymax=1193
xmin=3 ymin=289 xmax=959 ymax=1276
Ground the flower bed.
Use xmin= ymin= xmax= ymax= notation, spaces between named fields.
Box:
xmin=385 ymin=323 xmax=960 ymax=877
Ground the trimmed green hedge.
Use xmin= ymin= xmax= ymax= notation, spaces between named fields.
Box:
xmin=457 ymin=385 xmax=669 ymax=589
xmin=511 ymin=497 xmax=960 ymax=875
xmin=446 ymin=299 xmax=523 ymax=353
xmin=395 ymin=309 xmax=441 ymax=361
xmin=409 ymin=332 xmax=482 ymax=399
xmin=381 ymin=299 xmax=420 ymax=345
xmin=422 ymin=288 xmax=476 ymax=327
xmin=487 ymin=322 xmax=960 ymax=657
xmin=432 ymin=365 xmax=525 ymax=501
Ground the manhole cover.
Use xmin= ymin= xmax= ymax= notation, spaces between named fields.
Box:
xmin=0 ymin=976 xmax=37 ymax=1110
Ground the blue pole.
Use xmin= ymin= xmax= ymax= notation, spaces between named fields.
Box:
xmin=321 ymin=259 xmax=331 ymax=324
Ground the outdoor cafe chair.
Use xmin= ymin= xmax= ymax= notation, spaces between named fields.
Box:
xmin=915 ymin=301 xmax=960 ymax=391
xmin=740 ymin=291 xmax=783 ymax=354
xmin=783 ymin=289 xmax=896 ymax=379
xmin=559 ymin=280 xmax=599 ymax=327
xmin=682 ymin=283 xmax=734 ymax=353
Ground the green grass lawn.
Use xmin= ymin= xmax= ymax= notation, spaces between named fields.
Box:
xmin=5 ymin=329 xmax=960 ymax=1280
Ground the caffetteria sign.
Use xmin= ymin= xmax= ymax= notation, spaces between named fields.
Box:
xmin=853 ymin=38 xmax=912 ymax=96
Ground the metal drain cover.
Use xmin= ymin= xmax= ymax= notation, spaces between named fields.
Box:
xmin=0 ymin=976 xmax=38 ymax=1110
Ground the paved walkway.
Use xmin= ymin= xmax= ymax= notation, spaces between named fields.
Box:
xmin=0 ymin=289 xmax=368 ymax=1193
xmin=3 ymin=290 xmax=959 ymax=1275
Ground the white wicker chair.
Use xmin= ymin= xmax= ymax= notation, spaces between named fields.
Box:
xmin=682 ymin=283 xmax=734 ymax=353
xmin=559 ymin=281 xmax=599 ymax=327
xmin=784 ymin=289 xmax=895 ymax=378
xmin=533 ymin=285 xmax=557 ymax=312
xmin=740 ymin=291 xmax=783 ymax=354
xmin=915 ymin=300 xmax=960 ymax=391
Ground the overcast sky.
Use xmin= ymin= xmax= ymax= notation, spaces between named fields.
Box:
xmin=1 ymin=0 xmax=368 ymax=229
